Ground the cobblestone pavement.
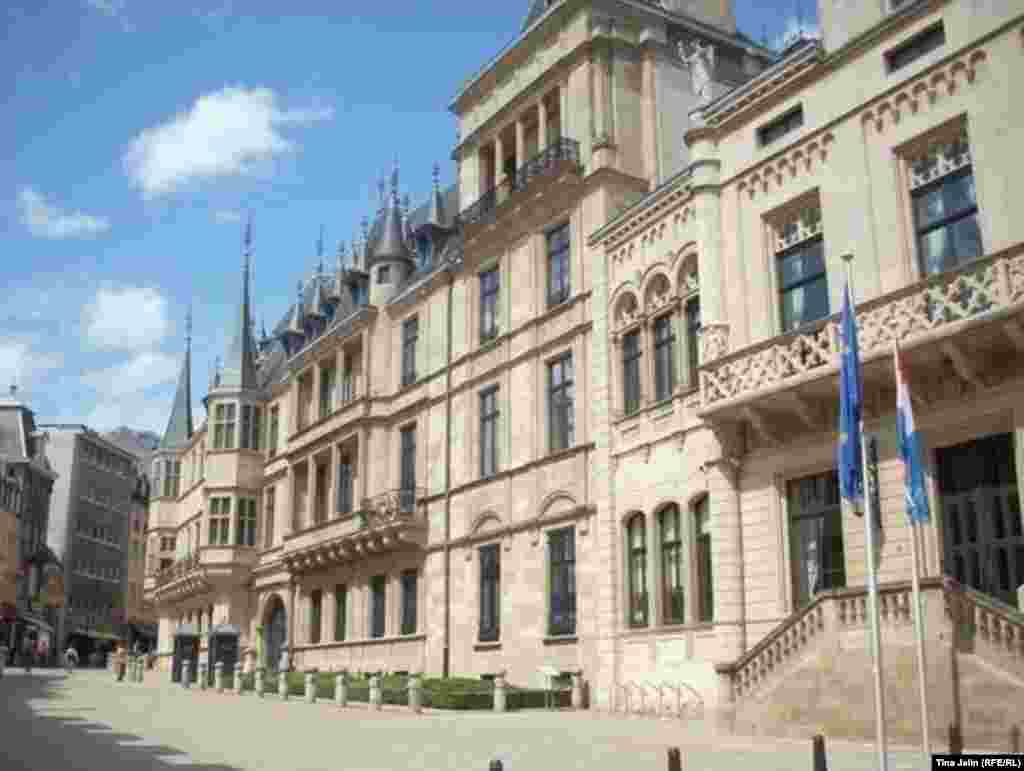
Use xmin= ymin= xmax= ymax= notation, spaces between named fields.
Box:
xmin=0 ymin=668 xmax=956 ymax=771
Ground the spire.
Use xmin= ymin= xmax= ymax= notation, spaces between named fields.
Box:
xmin=316 ymin=225 xmax=325 ymax=274
xmin=425 ymin=161 xmax=447 ymax=228
xmin=160 ymin=308 xmax=194 ymax=451
xmin=217 ymin=220 xmax=259 ymax=392
xmin=370 ymin=161 xmax=413 ymax=265
xmin=307 ymin=267 xmax=327 ymax=319
xmin=286 ymin=280 xmax=305 ymax=336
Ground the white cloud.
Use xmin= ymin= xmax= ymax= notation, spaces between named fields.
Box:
xmin=85 ymin=395 xmax=174 ymax=435
xmin=0 ymin=341 xmax=63 ymax=391
xmin=123 ymin=86 xmax=334 ymax=198
xmin=83 ymin=286 xmax=169 ymax=350
xmin=82 ymin=352 xmax=179 ymax=398
xmin=775 ymin=17 xmax=821 ymax=50
xmin=214 ymin=209 xmax=242 ymax=224
xmin=17 ymin=188 xmax=111 ymax=239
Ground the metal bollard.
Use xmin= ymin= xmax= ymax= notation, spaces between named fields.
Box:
xmin=183 ymin=659 xmax=192 ymax=689
xmin=335 ymin=672 xmax=347 ymax=707
xmin=255 ymin=668 xmax=264 ymax=697
xmin=949 ymin=723 xmax=964 ymax=755
xmin=198 ymin=662 xmax=208 ymax=690
xmin=0 ymin=645 xmax=7 ymax=678
xmin=493 ymin=672 xmax=507 ymax=713
xmin=408 ymin=674 xmax=422 ymax=714
xmin=279 ymin=670 xmax=289 ymax=700
xmin=369 ymin=675 xmax=382 ymax=710
xmin=667 ymin=747 xmax=682 ymax=771
xmin=489 ymin=761 xmax=504 ymax=771
xmin=234 ymin=663 xmax=243 ymax=695
xmin=214 ymin=662 xmax=224 ymax=693
xmin=812 ymin=735 xmax=827 ymax=771
xmin=304 ymin=670 xmax=316 ymax=703
xmin=137 ymin=658 xmax=145 ymax=683
xmin=571 ymin=671 xmax=584 ymax=710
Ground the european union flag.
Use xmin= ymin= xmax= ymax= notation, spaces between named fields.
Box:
xmin=838 ymin=283 xmax=864 ymax=514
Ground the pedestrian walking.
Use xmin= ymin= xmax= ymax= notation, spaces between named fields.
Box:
xmin=115 ymin=646 xmax=127 ymax=682
xmin=64 ymin=646 xmax=78 ymax=673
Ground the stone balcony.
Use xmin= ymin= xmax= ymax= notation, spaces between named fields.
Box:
xmin=698 ymin=245 xmax=1024 ymax=441
xmin=282 ymin=487 xmax=428 ymax=574
xmin=144 ymin=546 xmax=259 ymax=605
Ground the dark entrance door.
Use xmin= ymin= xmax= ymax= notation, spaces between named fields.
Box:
xmin=938 ymin=432 xmax=1023 ymax=607
xmin=207 ymin=625 xmax=240 ymax=686
xmin=788 ymin=470 xmax=847 ymax=608
xmin=264 ymin=598 xmax=286 ymax=673
xmin=172 ymin=624 xmax=199 ymax=683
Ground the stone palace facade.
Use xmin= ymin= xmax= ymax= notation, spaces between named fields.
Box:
xmin=145 ymin=0 xmax=1024 ymax=744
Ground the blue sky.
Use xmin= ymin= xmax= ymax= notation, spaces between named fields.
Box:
xmin=1 ymin=0 xmax=817 ymax=436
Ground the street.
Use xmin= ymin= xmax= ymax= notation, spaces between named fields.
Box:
xmin=0 ymin=668 xmax=940 ymax=771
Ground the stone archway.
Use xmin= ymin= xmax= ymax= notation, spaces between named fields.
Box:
xmin=262 ymin=595 xmax=287 ymax=673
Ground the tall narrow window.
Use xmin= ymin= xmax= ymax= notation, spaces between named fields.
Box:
xmin=910 ymin=130 xmax=981 ymax=278
xmin=334 ymin=584 xmax=347 ymax=641
xmin=684 ymin=296 xmax=701 ymax=386
xmin=400 ymin=426 xmax=416 ymax=513
xmin=251 ymin=407 xmax=262 ymax=451
xmin=209 ymin=497 xmax=231 ymax=546
xmin=778 ymin=236 xmax=828 ymax=333
xmin=546 ymin=223 xmax=571 ymax=306
xmin=336 ymin=455 xmax=353 ymax=515
xmin=401 ymin=316 xmax=419 ymax=386
xmin=319 ymin=364 xmax=335 ymax=419
xmin=268 ymin=406 xmax=279 ymax=458
xmin=694 ymin=496 xmax=714 ymax=622
xmin=222 ymin=404 xmax=237 ymax=450
xmin=263 ymin=485 xmax=275 ymax=549
xmin=479 ymin=544 xmax=500 ymax=642
xmin=548 ymin=527 xmax=576 ymax=637
xmin=480 ymin=267 xmax=500 ymax=343
xmin=241 ymin=405 xmax=253 ymax=449
xmin=787 ymin=472 xmax=845 ymax=608
xmin=627 ymin=514 xmax=648 ymax=627
xmin=400 ymin=569 xmax=418 ymax=635
xmin=480 ymin=387 xmax=499 ymax=478
xmin=340 ymin=355 xmax=354 ymax=403
xmin=309 ymin=589 xmax=322 ymax=645
xmin=660 ymin=505 xmax=684 ymax=625
xmin=370 ymin=575 xmax=386 ymax=638
xmin=621 ymin=330 xmax=641 ymax=416
xmin=314 ymin=463 xmax=328 ymax=525
xmin=548 ymin=354 xmax=575 ymax=452
xmin=236 ymin=498 xmax=257 ymax=547
xmin=653 ymin=315 xmax=676 ymax=402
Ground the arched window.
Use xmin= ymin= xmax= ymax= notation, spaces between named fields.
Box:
xmin=627 ymin=514 xmax=648 ymax=627
xmin=693 ymin=496 xmax=713 ymax=622
xmin=659 ymin=505 xmax=684 ymax=624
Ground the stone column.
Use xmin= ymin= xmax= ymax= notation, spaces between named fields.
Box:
xmin=408 ymin=674 xmax=422 ymax=714
xmin=515 ymin=118 xmax=525 ymax=171
xmin=328 ymin=444 xmax=339 ymax=520
xmin=335 ymin=671 xmax=348 ymax=707
xmin=493 ymin=672 xmax=507 ymax=713
xmin=279 ymin=669 xmax=289 ymax=700
xmin=285 ymin=466 xmax=296 ymax=537
xmin=304 ymin=669 xmax=316 ymax=703
xmin=369 ymin=674 xmax=382 ymax=710
xmin=307 ymin=459 xmax=317 ymax=526
xmin=705 ymin=428 xmax=745 ymax=662
xmin=234 ymin=662 xmax=244 ymax=695
xmin=571 ymin=672 xmax=585 ymax=709
xmin=255 ymin=667 xmax=264 ymax=697
xmin=494 ymin=134 xmax=505 ymax=189
xmin=537 ymin=96 xmax=549 ymax=153
xmin=638 ymin=25 xmax=664 ymax=185
xmin=214 ymin=662 xmax=224 ymax=693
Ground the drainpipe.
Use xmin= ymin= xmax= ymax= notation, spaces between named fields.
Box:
xmin=442 ymin=268 xmax=455 ymax=679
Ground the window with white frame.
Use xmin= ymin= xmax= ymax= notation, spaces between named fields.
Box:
xmin=480 ymin=266 xmax=500 ymax=343
xmin=626 ymin=514 xmax=648 ymax=627
xmin=209 ymin=497 xmax=231 ymax=546
xmin=775 ymin=203 xmax=827 ymax=333
xmin=213 ymin=403 xmax=236 ymax=450
xmin=621 ymin=330 xmax=642 ymax=416
xmin=401 ymin=316 xmax=419 ymax=387
xmin=653 ymin=315 xmax=676 ymax=402
xmin=548 ymin=353 xmax=574 ymax=452
xmin=479 ymin=386 xmax=499 ymax=478
xmin=546 ymin=222 xmax=571 ymax=306
xmin=548 ymin=526 xmax=576 ymax=637
xmin=240 ymin=405 xmax=263 ymax=451
xmin=660 ymin=505 xmax=684 ymax=625
xmin=236 ymin=497 xmax=257 ymax=547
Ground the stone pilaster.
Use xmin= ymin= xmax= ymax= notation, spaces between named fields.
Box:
xmin=705 ymin=425 xmax=745 ymax=662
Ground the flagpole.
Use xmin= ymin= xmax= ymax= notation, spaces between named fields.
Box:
xmin=842 ymin=253 xmax=889 ymax=771
xmin=909 ymin=519 xmax=931 ymax=760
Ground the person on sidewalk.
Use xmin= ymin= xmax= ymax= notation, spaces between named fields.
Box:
xmin=115 ymin=645 xmax=127 ymax=682
xmin=64 ymin=646 xmax=78 ymax=673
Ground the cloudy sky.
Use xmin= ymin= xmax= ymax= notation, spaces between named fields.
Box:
xmin=2 ymin=0 xmax=816 ymax=436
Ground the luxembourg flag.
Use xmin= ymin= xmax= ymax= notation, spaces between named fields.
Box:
xmin=895 ymin=344 xmax=930 ymax=524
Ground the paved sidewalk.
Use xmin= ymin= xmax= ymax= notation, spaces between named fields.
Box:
xmin=2 ymin=668 xmax=953 ymax=770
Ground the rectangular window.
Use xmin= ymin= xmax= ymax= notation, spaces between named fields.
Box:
xmin=334 ymin=584 xmax=347 ymax=641
xmin=340 ymin=355 xmax=354 ymax=403
xmin=336 ymin=455 xmax=353 ymax=515
xmin=660 ymin=506 xmax=684 ymax=625
xmin=370 ymin=575 xmax=387 ymax=639
xmin=621 ymin=330 xmax=641 ymax=416
xmin=684 ymin=297 xmax=701 ymax=386
xmin=548 ymin=353 xmax=575 ymax=452
xmin=400 ymin=569 xmax=418 ymax=635
xmin=263 ymin=486 xmax=275 ymax=549
xmin=209 ymin=497 xmax=231 ymax=546
xmin=695 ymin=497 xmax=713 ymax=622
xmin=241 ymin=405 xmax=252 ymax=450
xmin=479 ymin=267 xmax=500 ymax=342
xmin=757 ymin=105 xmax=804 ymax=147
xmin=309 ymin=589 xmax=322 ymax=645
xmin=236 ymin=498 xmax=257 ymax=547
xmin=401 ymin=316 xmax=419 ymax=387
xmin=400 ymin=425 xmax=416 ymax=513
xmin=548 ymin=527 xmax=576 ymax=637
xmin=479 ymin=387 xmax=499 ymax=478
xmin=268 ymin=406 xmax=279 ymax=458
xmin=653 ymin=315 xmax=676 ymax=402
xmin=319 ymin=365 xmax=335 ymax=419
xmin=546 ymin=223 xmax=571 ymax=306
xmin=787 ymin=471 xmax=845 ymax=608
xmin=778 ymin=236 xmax=828 ymax=333
xmin=223 ymin=404 xmax=236 ymax=449
xmin=885 ymin=22 xmax=945 ymax=72
xmin=479 ymin=543 xmax=500 ymax=642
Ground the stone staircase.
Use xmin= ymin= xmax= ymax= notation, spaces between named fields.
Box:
xmin=713 ymin=577 xmax=1024 ymax=750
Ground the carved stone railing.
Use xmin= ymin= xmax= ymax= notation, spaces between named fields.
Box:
xmin=943 ymin=577 xmax=1024 ymax=681
xmin=716 ymin=581 xmax=922 ymax=702
xmin=700 ymin=245 xmax=1024 ymax=411
xmin=152 ymin=552 xmax=200 ymax=588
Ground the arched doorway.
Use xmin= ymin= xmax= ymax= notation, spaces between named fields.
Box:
xmin=263 ymin=596 xmax=286 ymax=673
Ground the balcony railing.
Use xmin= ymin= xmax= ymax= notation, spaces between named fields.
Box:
xmin=458 ymin=138 xmax=581 ymax=227
xmin=700 ymin=246 xmax=1024 ymax=412
xmin=152 ymin=552 xmax=200 ymax=588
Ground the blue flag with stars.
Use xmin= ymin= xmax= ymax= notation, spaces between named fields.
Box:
xmin=838 ymin=283 xmax=864 ymax=514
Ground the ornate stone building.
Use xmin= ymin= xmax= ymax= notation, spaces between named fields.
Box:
xmin=145 ymin=0 xmax=1024 ymax=745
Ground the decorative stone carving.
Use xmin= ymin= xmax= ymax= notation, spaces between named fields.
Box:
xmin=775 ymin=205 xmax=823 ymax=252
xmin=700 ymin=323 xmax=730 ymax=363
xmin=737 ymin=133 xmax=835 ymax=200
xmin=680 ymin=269 xmax=699 ymax=296
xmin=907 ymin=128 xmax=971 ymax=191
xmin=679 ymin=39 xmax=716 ymax=104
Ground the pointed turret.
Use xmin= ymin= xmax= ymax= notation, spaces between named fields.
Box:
xmin=424 ymin=162 xmax=448 ymax=229
xmin=160 ymin=309 xmax=194 ymax=451
xmin=217 ymin=220 xmax=259 ymax=392
xmin=370 ymin=162 xmax=414 ymax=266
xmin=306 ymin=268 xmax=328 ymax=320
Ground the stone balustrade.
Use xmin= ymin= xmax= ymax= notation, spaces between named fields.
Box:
xmin=944 ymin=578 xmax=1024 ymax=681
